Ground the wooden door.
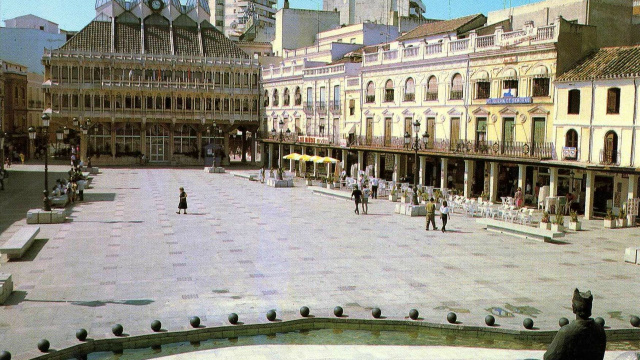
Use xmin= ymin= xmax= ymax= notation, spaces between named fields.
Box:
xmin=366 ymin=118 xmax=373 ymax=145
xmin=450 ymin=117 xmax=460 ymax=150
xmin=384 ymin=117 xmax=392 ymax=146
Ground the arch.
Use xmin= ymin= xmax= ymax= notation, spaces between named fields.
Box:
xmin=472 ymin=70 xmax=490 ymax=81
xmin=528 ymin=65 xmax=549 ymax=77
xmin=404 ymin=77 xmax=415 ymax=102
xmin=272 ymin=89 xmax=279 ymax=106
xmin=603 ymin=130 xmax=618 ymax=164
xmin=499 ymin=67 xmax=518 ymax=79
xmin=366 ymin=81 xmax=375 ymax=103
xmin=385 ymin=79 xmax=394 ymax=89
xmin=294 ymin=86 xmax=302 ymax=106
xmin=565 ymin=129 xmax=578 ymax=148
xmin=425 ymin=75 xmax=438 ymax=101
xmin=450 ymin=73 xmax=463 ymax=100
xmin=283 ymin=87 xmax=290 ymax=106
xmin=384 ymin=79 xmax=394 ymax=102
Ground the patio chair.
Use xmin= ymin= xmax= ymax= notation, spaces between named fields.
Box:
xmin=520 ymin=209 xmax=534 ymax=226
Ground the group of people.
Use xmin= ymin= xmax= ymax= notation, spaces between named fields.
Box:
xmin=350 ymin=185 xmax=371 ymax=215
xmin=51 ymin=167 xmax=88 ymax=203
xmin=426 ymin=198 xmax=450 ymax=232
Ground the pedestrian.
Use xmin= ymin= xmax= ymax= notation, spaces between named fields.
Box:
xmin=19 ymin=153 xmax=24 ymax=164
xmin=176 ymin=187 xmax=188 ymax=214
xmin=440 ymin=200 xmax=450 ymax=232
xmin=425 ymin=197 xmax=437 ymax=231
xmin=514 ymin=187 xmax=523 ymax=208
xmin=351 ymin=185 xmax=362 ymax=215
xmin=371 ymin=177 xmax=379 ymax=199
xmin=77 ymin=178 xmax=85 ymax=201
xmin=0 ymin=167 xmax=5 ymax=190
xmin=362 ymin=186 xmax=370 ymax=214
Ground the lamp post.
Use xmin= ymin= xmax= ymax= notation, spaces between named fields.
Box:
xmin=404 ymin=119 xmax=429 ymax=205
xmin=271 ymin=118 xmax=291 ymax=169
xmin=30 ymin=113 xmax=51 ymax=211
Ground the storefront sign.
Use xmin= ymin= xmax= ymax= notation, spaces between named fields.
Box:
xmin=486 ymin=97 xmax=533 ymax=105
xmin=562 ymin=147 xmax=577 ymax=160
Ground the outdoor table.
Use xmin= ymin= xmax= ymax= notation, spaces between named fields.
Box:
xmin=545 ymin=196 xmax=558 ymax=214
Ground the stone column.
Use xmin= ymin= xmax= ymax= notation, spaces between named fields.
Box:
xmin=313 ymin=147 xmax=318 ymax=176
xmin=489 ymin=162 xmax=498 ymax=203
xmin=584 ymin=170 xmax=595 ymax=220
xmin=278 ymin=143 xmax=283 ymax=168
xmin=440 ymin=158 xmax=449 ymax=189
xmin=140 ymin=122 xmax=147 ymax=158
xmin=518 ymin=164 xmax=526 ymax=191
xmin=549 ymin=167 xmax=558 ymax=197
xmin=222 ymin=131 xmax=230 ymax=166
xmin=250 ymin=137 xmax=257 ymax=165
xmin=342 ymin=149 xmax=348 ymax=176
xmin=627 ymin=174 xmax=638 ymax=225
xmin=289 ymin=146 xmax=294 ymax=172
xmin=419 ymin=156 xmax=427 ymax=186
xmin=326 ymin=148 xmax=331 ymax=177
xmin=357 ymin=150 xmax=364 ymax=175
xmin=393 ymin=154 xmax=400 ymax=183
xmin=241 ymin=129 xmax=247 ymax=163
xmin=464 ymin=159 xmax=475 ymax=198
xmin=268 ymin=143 xmax=274 ymax=169
xmin=111 ymin=128 xmax=116 ymax=158
xmin=374 ymin=153 xmax=381 ymax=178
xmin=80 ymin=132 xmax=88 ymax=164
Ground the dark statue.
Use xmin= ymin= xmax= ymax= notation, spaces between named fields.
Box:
xmin=543 ymin=288 xmax=606 ymax=360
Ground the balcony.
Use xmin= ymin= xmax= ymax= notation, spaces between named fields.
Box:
xmin=329 ymin=102 xmax=341 ymax=115
xmin=600 ymin=150 xmax=621 ymax=166
xmin=403 ymin=93 xmax=415 ymax=102
xmin=449 ymin=90 xmax=463 ymax=100
xmin=303 ymin=102 xmax=314 ymax=116
xmin=365 ymin=95 xmax=376 ymax=103
xmin=425 ymin=92 xmax=438 ymax=101
xmin=562 ymin=147 xmax=577 ymax=161
xmin=316 ymin=101 xmax=327 ymax=115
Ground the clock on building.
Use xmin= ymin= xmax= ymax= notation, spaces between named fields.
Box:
xmin=150 ymin=0 xmax=163 ymax=11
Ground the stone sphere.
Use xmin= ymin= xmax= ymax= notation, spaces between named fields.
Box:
xmin=300 ymin=306 xmax=310 ymax=317
xmin=409 ymin=309 xmax=419 ymax=320
xmin=630 ymin=315 xmax=640 ymax=327
xmin=266 ymin=310 xmax=277 ymax=321
xmin=76 ymin=328 xmax=88 ymax=341
xmin=559 ymin=317 xmax=569 ymax=327
xmin=189 ymin=316 xmax=200 ymax=328
xmin=228 ymin=313 xmax=239 ymax=324
xmin=333 ymin=306 xmax=343 ymax=317
xmin=523 ymin=318 xmax=534 ymax=330
xmin=447 ymin=312 xmax=457 ymax=324
xmin=151 ymin=320 xmax=162 ymax=332
xmin=111 ymin=324 xmax=124 ymax=336
xmin=485 ymin=315 xmax=495 ymax=326
xmin=594 ymin=317 xmax=605 ymax=327
xmin=37 ymin=339 xmax=50 ymax=352
xmin=371 ymin=308 xmax=382 ymax=319
xmin=0 ymin=351 xmax=10 ymax=360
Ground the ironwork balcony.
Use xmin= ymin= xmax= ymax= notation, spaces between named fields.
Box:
xmin=425 ymin=92 xmax=438 ymax=101
xmin=316 ymin=101 xmax=327 ymax=115
xmin=600 ymin=150 xmax=621 ymax=166
xmin=403 ymin=93 xmax=415 ymax=102
xmin=303 ymin=102 xmax=314 ymax=116
xmin=365 ymin=95 xmax=375 ymax=103
xmin=329 ymin=102 xmax=341 ymax=115
xmin=450 ymin=90 xmax=463 ymax=100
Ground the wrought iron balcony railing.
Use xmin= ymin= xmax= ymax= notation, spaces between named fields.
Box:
xmin=600 ymin=150 xmax=621 ymax=166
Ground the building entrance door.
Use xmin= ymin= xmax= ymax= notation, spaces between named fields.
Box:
xmin=146 ymin=124 xmax=169 ymax=162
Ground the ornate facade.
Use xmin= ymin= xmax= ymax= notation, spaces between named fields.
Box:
xmin=42 ymin=0 xmax=261 ymax=165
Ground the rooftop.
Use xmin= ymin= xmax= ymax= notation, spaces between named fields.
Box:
xmin=556 ymin=45 xmax=640 ymax=82
xmin=396 ymin=14 xmax=486 ymax=42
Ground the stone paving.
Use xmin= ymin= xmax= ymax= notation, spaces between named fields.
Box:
xmin=0 ymin=164 xmax=639 ymax=359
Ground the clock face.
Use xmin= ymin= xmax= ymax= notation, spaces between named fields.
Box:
xmin=150 ymin=0 xmax=163 ymax=10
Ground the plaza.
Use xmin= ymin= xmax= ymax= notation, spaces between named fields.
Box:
xmin=0 ymin=164 xmax=639 ymax=359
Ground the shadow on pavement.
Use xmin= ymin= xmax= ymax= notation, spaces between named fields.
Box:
xmin=3 ymin=290 xmax=27 ymax=305
xmin=11 ymin=238 xmax=48 ymax=262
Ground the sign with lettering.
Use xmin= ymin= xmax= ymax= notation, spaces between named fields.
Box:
xmin=486 ymin=97 xmax=533 ymax=105
xmin=562 ymin=147 xmax=577 ymax=160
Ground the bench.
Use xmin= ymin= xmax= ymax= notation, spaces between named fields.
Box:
xmin=311 ymin=187 xmax=352 ymax=200
xmin=0 ymin=273 xmax=13 ymax=304
xmin=476 ymin=218 xmax=565 ymax=243
xmin=0 ymin=226 xmax=40 ymax=259
xmin=27 ymin=209 xmax=65 ymax=224
xmin=231 ymin=172 xmax=259 ymax=181
xmin=50 ymin=194 xmax=70 ymax=207
xmin=624 ymin=247 xmax=640 ymax=264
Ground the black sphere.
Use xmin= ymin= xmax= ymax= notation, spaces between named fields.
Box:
xmin=189 ymin=316 xmax=200 ymax=328
xmin=333 ymin=306 xmax=343 ymax=317
xmin=76 ymin=328 xmax=88 ymax=341
xmin=300 ymin=306 xmax=310 ymax=317
xmin=372 ymin=308 xmax=382 ymax=318
xmin=559 ymin=317 xmax=569 ymax=327
xmin=485 ymin=315 xmax=495 ymax=326
xmin=409 ymin=309 xmax=419 ymax=320
xmin=266 ymin=310 xmax=277 ymax=321
xmin=111 ymin=324 xmax=124 ymax=336
xmin=523 ymin=318 xmax=534 ymax=330
xmin=594 ymin=317 xmax=605 ymax=327
xmin=447 ymin=312 xmax=457 ymax=324
xmin=228 ymin=313 xmax=239 ymax=324
xmin=37 ymin=339 xmax=50 ymax=352
xmin=0 ymin=351 xmax=10 ymax=360
xmin=630 ymin=315 xmax=640 ymax=327
xmin=151 ymin=320 xmax=162 ymax=332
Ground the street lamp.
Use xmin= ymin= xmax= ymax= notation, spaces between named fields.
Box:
xmin=31 ymin=113 xmax=51 ymax=211
xmin=404 ymin=119 xmax=429 ymax=205
xmin=272 ymin=118 xmax=290 ymax=168
xmin=72 ymin=117 xmax=79 ymax=127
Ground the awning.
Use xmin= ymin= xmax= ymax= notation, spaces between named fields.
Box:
xmin=472 ymin=71 xmax=490 ymax=81
xmin=530 ymin=65 xmax=549 ymax=78
xmin=500 ymin=68 xmax=517 ymax=79
xmin=344 ymin=124 xmax=356 ymax=134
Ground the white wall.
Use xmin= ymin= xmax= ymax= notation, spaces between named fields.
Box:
xmin=273 ymin=9 xmax=340 ymax=57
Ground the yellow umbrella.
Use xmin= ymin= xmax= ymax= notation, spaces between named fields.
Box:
xmin=308 ymin=155 xmax=322 ymax=162
xmin=299 ymin=154 xmax=312 ymax=162
xmin=283 ymin=152 xmax=302 ymax=160
xmin=315 ymin=156 xmax=339 ymax=164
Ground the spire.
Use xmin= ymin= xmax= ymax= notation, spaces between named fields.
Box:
xmin=283 ymin=0 xmax=289 ymax=9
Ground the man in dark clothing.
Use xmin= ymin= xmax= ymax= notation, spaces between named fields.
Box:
xmin=544 ymin=288 xmax=606 ymax=360
xmin=351 ymin=186 xmax=362 ymax=215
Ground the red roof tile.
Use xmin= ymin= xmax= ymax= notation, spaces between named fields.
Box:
xmin=557 ymin=45 xmax=640 ymax=81
xmin=397 ymin=14 xmax=486 ymax=42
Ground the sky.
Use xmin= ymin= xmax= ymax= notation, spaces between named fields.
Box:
xmin=0 ymin=0 xmax=538 ymax=31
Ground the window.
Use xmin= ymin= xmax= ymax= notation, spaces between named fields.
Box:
xmin=366 ymin=81 xmax=375 ymax=103
xmin=503 ymin=118 xmax=515 ymax=144
xmin=384 ymin=80 xmax=394 ymax=102
xmin=115 ymin=122 xmax=141 ymax=155
xmin=565 ymin=129 xmax=578 ymax=148
xmin=174 ymin=124 xmax=198 ymax=155
xmin=476 ymin=117 xmax=487 ymax=144
xmin=306 ymin=87 xmax=313 ymax=107
xmin=603 ymin=131 xmax=618 ymax=165
xmin=84 ymin=95 xmax=91 ymax=109
xmin=502 ymin=79 xmax=518 ymax=97
xmin=333 ymin=85 xmax=340 ymax=108
xmin=568 ymin=89 xmax=580 ymax=114
xmin=294 ymin=87 xmax=301 ymax=105
xmin=349 ymin=99 xmax=355 ymax=116
xmin=264 ymin=90 xmax=269 ymax=107
xmin=533 ymin=78 xmax=550 ymax=97
xmin=450 ymin=74 xmax=463 ymax=100
xmin=404 ymin=78 xmax=415 ymax=102
xmin=91 ymin=123 xmax=111 ymax=155
xmin=607 ymin=88 xmax=621 ymax=114
xmin=476 ymin=81 xmax=490 ymax=99
xmin=426 ymin=75 xmax=438 ymax=101
xmin=283 ymin=88 xmax=290 ymax=106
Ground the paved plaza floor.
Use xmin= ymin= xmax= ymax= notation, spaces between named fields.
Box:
xmin=0 ymin=164 xmax=639 ymax=359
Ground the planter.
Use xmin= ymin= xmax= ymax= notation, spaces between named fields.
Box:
xmin=617 ymin=218 xmax=628 ymax=228
xmin=333 ymin=182 xmax=341 ymax=188
xmin=550 ymin=223 xmax=565 ymax=233
xmin=326 ymin=183 xmax=334 ymax=189
xmin=305 ymin=179 xmax=313 ymax=186
xmin=539 ymin=222 xmax=551 ymax=230
xmin=604 ymin=219 xmax=617 ymax=229
xmin=568 ymin=221 xmax=581 ymax=231
xmin=389 ymin=195 xmax=398 ymax=202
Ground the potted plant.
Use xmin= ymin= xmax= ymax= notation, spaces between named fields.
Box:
xmin=326 ymin=175 xmax=334 ymax=189
xmin=551 ymin=212 xmax=565 ymax=233
xmin=540 ymin=211 xmax=551 ymax=230
xmin=401 ymin=190 xmax=409 ymax=204
xmin=434 ymin=189 xmax=442 ymax=201
xmin=389 ymin=188 xmax=398 ymax=202
xmin=479 ymin=191 xmax=488 ymax=203
xmin=617 ymin=206 xmax=627 ymax=228
xmin=604 ymin=209 xmax=617 ymax=229
xmin=305 ymin=174 xmax=313 ymax=186
xmin=333 ymin=175 xmax=341 ymax=188
xmin=568 ymin=210 xmax=581 ymax=231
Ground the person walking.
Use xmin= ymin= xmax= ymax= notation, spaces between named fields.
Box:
xmin=426 ymin=197 xmax=437 ymax=231
xmin=362 ymin=186 xmax=370 ymax=214
xmin=440 ymin=201 xmax=450 ymax=232
xmin=177 ymin=187 xmax=188 ymax=214
xmin=371 ymin=177 xmax=379 ymax=199
xmin=351 ymin=185 xmax=362 ymax=215
xmin=0 ymin=167 xmax=5 ymax=190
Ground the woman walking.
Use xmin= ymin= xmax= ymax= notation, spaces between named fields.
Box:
xmin=351 ymin=185 xmax=362 ymax=215
xmin=177 ymin=187 xmax=188 ymax=214
xmin=440 ymin=201 xmax=450 ymax=232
